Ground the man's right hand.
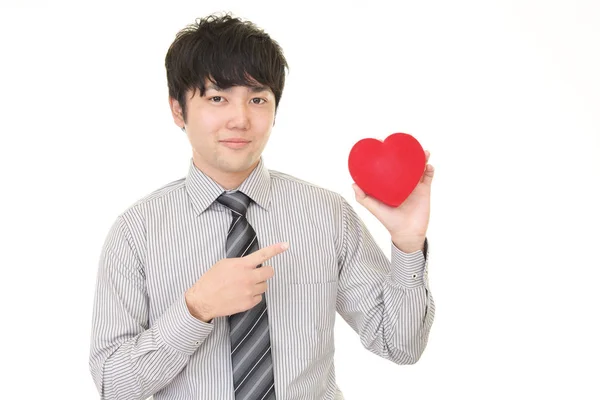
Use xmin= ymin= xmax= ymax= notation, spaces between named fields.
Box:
xmin=185 ymin=242 xmax=289 ymax=322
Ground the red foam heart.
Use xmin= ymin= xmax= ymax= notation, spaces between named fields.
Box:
xmin=348 ymin=132 xmax=426 ymax=207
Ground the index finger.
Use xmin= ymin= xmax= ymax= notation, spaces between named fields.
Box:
xmin=243 ymin=242 xmax=289 ymax=267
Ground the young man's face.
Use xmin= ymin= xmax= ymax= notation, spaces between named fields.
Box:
xmin=170 ymin=77 xmax=276 ymax=180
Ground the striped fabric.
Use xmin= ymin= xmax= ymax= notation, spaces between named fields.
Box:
xmin=89 ymin=156 xmax=435 ymax=400
xmin=216 ymin=191 xmax=275 ymax=399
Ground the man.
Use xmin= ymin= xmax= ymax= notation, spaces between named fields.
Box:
xmin=89 ymin=12 xmax=435 ymax=400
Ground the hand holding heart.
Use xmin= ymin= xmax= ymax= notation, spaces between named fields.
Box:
xmin=349 ymin=133 xmax=434 ymax=251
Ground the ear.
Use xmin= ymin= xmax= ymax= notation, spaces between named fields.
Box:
xmin=168 ymin=96 xmax=185 ymax=130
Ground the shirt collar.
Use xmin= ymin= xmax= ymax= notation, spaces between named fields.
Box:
xmin=185 ymin=156 xmax=271 ymax=216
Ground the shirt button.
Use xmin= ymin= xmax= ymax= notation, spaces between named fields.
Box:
xmin=194 ymin=341 xmax=200 ymax=345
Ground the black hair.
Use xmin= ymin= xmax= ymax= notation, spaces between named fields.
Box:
xmin=165 ymin=12 xmax=289 ymax=122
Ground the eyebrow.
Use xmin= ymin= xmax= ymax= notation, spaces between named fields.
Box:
xmin=205 ymin=84 xmax=270 ymax=94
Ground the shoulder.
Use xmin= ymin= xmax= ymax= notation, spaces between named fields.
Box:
xmin=268 ymin=169 xmax=350 ymax=211
xmin=118 ymin=176 xmax=187 ymax=221
xmin=102 ymin=177 xmax=186 ymax=264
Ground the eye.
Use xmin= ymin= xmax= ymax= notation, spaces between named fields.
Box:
xmin=209 ymin=96 xmax=224 ymax=103
xmin=251 ymin=98 xmax=266 ymax=105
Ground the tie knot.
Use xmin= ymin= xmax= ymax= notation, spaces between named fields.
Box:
xmin=216 ymin=191 xmax=252 ymax=216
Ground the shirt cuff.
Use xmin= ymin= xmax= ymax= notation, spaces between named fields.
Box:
xmin=155 ymin=293 xmax=215 ymax=356
xmin=390 ymin=237 xmax=427 ymax=289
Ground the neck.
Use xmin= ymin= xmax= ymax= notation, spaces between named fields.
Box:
xmin=192 ymin=155 xmax=259 ymax=190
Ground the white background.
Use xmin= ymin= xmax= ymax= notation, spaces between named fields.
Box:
xmin=1 ymin=0 xmax=599 ymax=399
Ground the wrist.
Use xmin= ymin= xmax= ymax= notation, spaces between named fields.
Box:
xmin=391 ymin=234 xmax=426 ymax=253
xmin=185 ymin=290 xmax=213 ymax=323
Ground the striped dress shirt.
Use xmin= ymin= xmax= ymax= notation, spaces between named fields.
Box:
xmin=89 ymin=156 xmax=435 ymax=400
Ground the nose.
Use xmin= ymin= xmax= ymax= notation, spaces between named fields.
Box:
xmin=226 ymin=102 xmax=250 ymax=130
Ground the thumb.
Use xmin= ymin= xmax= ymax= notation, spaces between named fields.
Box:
xmin=352 ymin=183 xmax=381 ymax=215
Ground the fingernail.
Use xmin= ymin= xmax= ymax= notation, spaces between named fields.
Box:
xmin=280 ymin=242 xmax=289 ymax=250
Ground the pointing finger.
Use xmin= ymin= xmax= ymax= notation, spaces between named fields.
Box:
xmin=243 ymin=242 xmax=289 ymax=268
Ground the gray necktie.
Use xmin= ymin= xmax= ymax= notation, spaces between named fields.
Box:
xmin=216 ymin=191 xmax=276 ymax=400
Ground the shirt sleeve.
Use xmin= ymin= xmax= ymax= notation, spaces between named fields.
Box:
xmin=335 ymin=197 xmax=435 ymax=364
xmin=89 ymin=215 xmax=215 ymax=400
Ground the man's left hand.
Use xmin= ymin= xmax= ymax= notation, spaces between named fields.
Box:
xmin=352 ymin=150 xmax=434 ymax=253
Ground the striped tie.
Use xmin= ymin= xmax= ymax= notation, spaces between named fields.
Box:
xmin=216 ymin=191 xmax=276 ymax=400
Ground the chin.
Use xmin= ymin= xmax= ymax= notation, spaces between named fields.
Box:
xmin=218 ymin=156 xmax=257 ymax=173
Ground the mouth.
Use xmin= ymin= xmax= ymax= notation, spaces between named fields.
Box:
xmin=219 ymin=139 xmax=251 ymax=150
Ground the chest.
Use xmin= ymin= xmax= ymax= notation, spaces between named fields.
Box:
xmin=144 ymin=207 xmax=340 ymax=320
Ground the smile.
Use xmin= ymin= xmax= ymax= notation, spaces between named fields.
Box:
xmin=219 ymin=140 xmax=251 ymax=149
